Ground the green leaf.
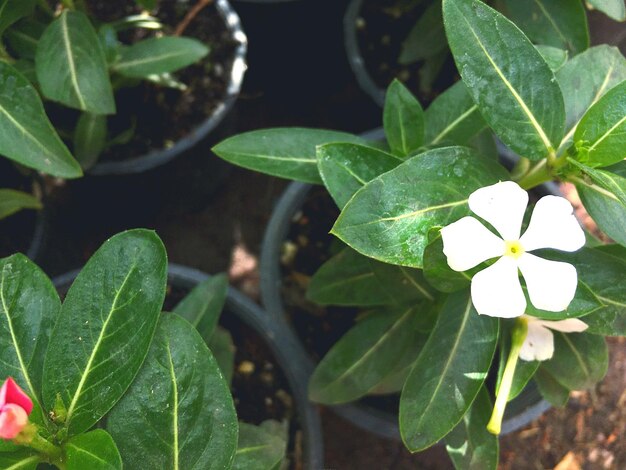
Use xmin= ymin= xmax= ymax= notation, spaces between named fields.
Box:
xmin=0 ymin=450 xmax=39 ymax=469
xmin=587 ymin=0 xmax=626 ymax=21
xmin=208 ymin=326 xmax=235 ymax=386
xmin=534 ymin=367 xmax=570 ymax=407
xmin=5 ymin=18 xmax=46 ymax=60
xmin=65 ymin=430 xmax=122 ymax=470
xmin=569 ymin=159 xmax=626 ymax=206
xmin=233 ymin=421 xmax=287 ymax=470
xmin=573 ymin=79 xmax=626 ymax=168
xmin=307 ymin=247 xmax=434 ymax=306
xmin=0 ymin=254 xmax=59 ymax=425
xmin=557 ymin=46 xmax=626 ymax=148
xmin=535 ymin=45 xmax=568 ymax=72
xmin=74 ymin=112 xmax=107 ymax=170
xmin=541 ymin=332 xmax=608 ymax=390
xmin=332 ymin=146 xmax=509 ymax=268
xmin=0 ymin=62 xmax=81 ymax=178
xmin=316 ymin=142 xmax=401 ymax=208
xmin=213 ymin=128 xmax=364 ymax=184
xmin=400 ymin=291 xmax=499 ymax=452
xmin=107 ymin=314 xmax=238 ymax=470
xmin=113 ymin=37 xmax=209 ymax=78
xmin=42 ymin=230 xmax=167 ymax=436
xmin=553 ymin=248 xmax=626 ymax=336
xmin=443 ymin=0 xmax=565 ymax=159
xmin=309 ymin=305 xmax=427 ymax=404
xmin=11 ymin=60 xmax=36 ymax=86
xmin=36 ymin=11 xmax=115 ymax=115
xmin=384 ymin=80 xmax=424 ymax=157
xmin=135 ymin=0 xmax=157 ymax=9
xmin=399 ymin=0 xmax=446 ymax=64
xmin=467 ymin=129 xmax=498 ymax=160
xmin=501 ymin=0 xmax=588 ymax=54
xmin=173 ymin=273 xmax=228 ymax=341
xmin=424 ymin=81 xmax=487 ymax=146
xmin=0 ymin=0 xmax=36 ymax=36
xmin=0 ymin=189 xmax=41 ymax=220
xmin=444 ymin=387 xmax=498 ymax=470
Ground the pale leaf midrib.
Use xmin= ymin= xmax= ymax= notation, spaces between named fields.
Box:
xmin=458 ymin=6 xmax=554 ymax=154
xmin=398 ymin=266 xmax=434 ymax=301
xmin=61 ymin=13 xmax=86 ymax=109
xmin=224 ymin=151 xmax=315 ymax=165
xmin=431 ymin=104 xmax=480 ymax=145
xmin=166 ymin=340 xmax=179 ymax=470
xmin=588 ymin=114 xmax=626 ymax=151
xmin=116 ymin=51 xmax=192 ymax=70
xmin=66 ymin=443 xmax=109 ymax=464
xmin=65 ymin=265 xmax=137 ymax=423
xmin=6 ymin=456 xmax=40 ymax=470
xmin=561 ymin=334 xmax=591 ymax=383
xmin=236 ymin=444 xmax=274 ymax=455
xmin=533 ymin=0 xmax=571 ymax=49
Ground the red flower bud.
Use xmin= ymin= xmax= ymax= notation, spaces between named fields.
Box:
xmin=0 ymin=378 xmax=33 ymax=439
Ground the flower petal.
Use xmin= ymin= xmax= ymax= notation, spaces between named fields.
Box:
xmin=441 ymin=216 xmax=505 ymax=271
xmin=0 ymin=378 xmax=32 ymax=415
xmin=468 ymin=181 xmax=528 ymax=241
xmin=518 ymin=253 xmax=578 ymax=312
xmin=519 ymin=321 xmax=554 ymax=361
xmin=519 ymin=195 xmax=585 ymax=252
xmin=0 ymin=404 xmax=28 ymax=439
xmin=471 ymin=256 xmax=526 ymax=318
xmin=535 ymin=318 xmax=588 ymax=333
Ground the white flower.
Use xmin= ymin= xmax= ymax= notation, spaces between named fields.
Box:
xmin=441 ymin=181 xmax=585 ymax=318
xmin=520 ymin=315 xmax=588 ymax=361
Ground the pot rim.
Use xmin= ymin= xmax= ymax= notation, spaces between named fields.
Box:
xmin=89 ymin=0 xmax=248 ymax=176
xmin=52 ymin=263 xmax=324 ymax=470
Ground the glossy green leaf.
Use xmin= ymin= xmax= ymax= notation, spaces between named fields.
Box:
xmin=535 ymin=45 xmax=568 ymax=72
xmin=424 ymin=81 xmax=487 ymax=146
xmin=534 ymin=367 xmax=570 ymax=407
xmin=0 ymin=450 xmax=39 ymax=469
xmin=107 ymin=314 xmax=238 ymax=470
xmin=399 ymin=0 xmax=446 ymax=64
xmin=573 ymin=79 xmax=626 ymax=168
xmin=384 ymin=80 xmax=424 ymax=157
xmin=502 ymin=0 xmax=588 ymax=54
xmin=42 ymin=230 xmax=167 ymax=436
xmin=496 ymin=325 xmax=539 ymax=401
xmin=541 ymin=332 xmax=608 ymax=390
xmin=557 ymin=46 xmax=626 ymax=148
xmin=445 ymin=387 xmax=498 ymax=470
xmin=332 ymin=146 xmax=509 ymax=268
xmin=467 ymin=129 xmax=498 ymax=159
xmin=11 ymin=60 xmax=36 ymax=86
xmin=113 ymin=37 xmax=208 ymax=78
xmin=36 ymin=11 xmax=115 ymax=115
xmin=587 ymin=0 xmax=626 ymax=21
xmin=0 ymin=0 xmax=36 ymax=36
xmin=0 ymin=189 xmax=41 ymax=220
xmin=65 ymin=430 xmax=122 ymax=470
xmin=5 ymin=18 xmax=45 ymax=60
xmin=400 ymin=292 xmax=499 ymax=452
xmin=307 ymin=247 xmax=434 ymax=306
xmin=552 ymin=248 xmax=626 ymax=335
xmin=569 ymin=159 xmax=626 ymax=206
xmin=0 ymin=62 xmax=81 ymax=178
xmin=213 ymin=128 xmax=364 ymax=184
xmin=317 ymin=142 xmax=401 ymax=208
xmin=233 ymin=421 xmax=287 ymax=470
xmin=0 ymin=254 xmax=59 ymax=427
xmin=309 ymin=306 xmax=425 ymax=404
xmin=74 ymin=112 xmax=107 ymax=170
xmin=173 ymin=273 xmax=228 ymax=341
xmin=208 ymin=326 xmax=235 ymax=385
xmin=443 ymin=0 xmax=565 ymax=159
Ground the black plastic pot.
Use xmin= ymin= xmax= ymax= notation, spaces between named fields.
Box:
xmin=89 ymin=0 xmax=248 ymax=176
xmin=344 ymin=0 xmax=386 ymax=107
xmin=52 ymin=264 xmax=324 ymax=470
xmin=260 ymin=132 xmax=553 ymax=440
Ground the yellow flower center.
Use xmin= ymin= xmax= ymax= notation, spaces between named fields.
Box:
xmin=504 ymin=240 xmax=525 ymax=259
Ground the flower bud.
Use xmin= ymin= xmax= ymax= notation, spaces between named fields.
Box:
xmin=0 ymin=378 xmax=33 ymax=439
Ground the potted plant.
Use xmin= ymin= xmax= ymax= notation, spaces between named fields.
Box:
xmin=213 ymin=0 xmax=626 ymax=465
xmin=344 ymin=0 xmax=624 ymax=107
xmin=0 ymin=229 xmax=322 ymax=468
xmin=0 ymin=0 xmax=247 ymax=175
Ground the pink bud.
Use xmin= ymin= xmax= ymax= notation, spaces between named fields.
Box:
xmin=0 ymin=378 xmax=33 ymax=439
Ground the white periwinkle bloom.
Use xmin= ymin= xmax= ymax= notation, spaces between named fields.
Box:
xmin=441 ymin=181 xmax=585 ymax=318
xmin=520 ymin=315 xmax=588 ymax=361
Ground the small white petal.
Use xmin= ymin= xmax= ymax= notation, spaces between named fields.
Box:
xmin=535 ymin=318 xmax=588 ymax=333
xmin=441 ymin=217 xmax=505 ymax=271
xmin=468 ymin=181 xmax=528 ymax=241
xmin=519 ymin=321 xmax=554 ymax=361
xmin=518 ymin=253 xmax=578 ymax=312
xmin=519 ymin=195 xmax=585 ymax=252
xmin=471 ymin=256 xmax=526 ymax=318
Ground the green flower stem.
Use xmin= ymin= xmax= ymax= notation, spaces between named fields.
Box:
xmin=26 ymin=432 xmax=62 ymax=461
xmin=515 ymin=160 xmax=551 ymax=190
xmin=487 ymin=317 xmax=528 ymax=435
